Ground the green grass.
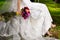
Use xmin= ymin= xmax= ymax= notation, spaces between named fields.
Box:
xmin=0 ymin=1 xmax=4 ymax=7
xmin=46 ymin=3 xmax=60 ymax=16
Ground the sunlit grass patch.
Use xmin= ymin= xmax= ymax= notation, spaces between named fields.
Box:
xmin=46 ymin=3 xmax=60 ymax=16
xmin=48 ymin=6 xmax=60 ymax=16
